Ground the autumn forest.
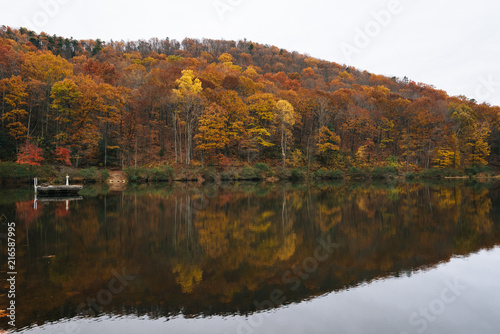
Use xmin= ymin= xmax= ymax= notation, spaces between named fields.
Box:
xmin=1 ymin=26 xmax=500 ymax=173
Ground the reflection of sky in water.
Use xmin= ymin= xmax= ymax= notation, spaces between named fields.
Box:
xmin=17 ymin=247 xmax=500 ymax=334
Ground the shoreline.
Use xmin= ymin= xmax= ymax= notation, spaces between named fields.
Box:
xmin=1 ymin=162 xmax=499 ymax=186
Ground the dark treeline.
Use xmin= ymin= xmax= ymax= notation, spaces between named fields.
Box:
xmin=1 ymin=26 xmax=499 ymax=172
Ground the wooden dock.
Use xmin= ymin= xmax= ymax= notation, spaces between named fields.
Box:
xmin=36 ymin=185 xmax=83 ymax=196
xmin=34 ymin=176 xmax=83 ymax=196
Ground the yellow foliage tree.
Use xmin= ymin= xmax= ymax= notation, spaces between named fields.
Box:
xmin=217 ymin=53 xmax=242 ymax=72
xmin=316 ymin=126 xmax=341 ymax=163
xmin=356 ymin=145 xmax=369 ymax=166
xmin=239 ymin=126 xmax=273 ymax=163
xmin=247 ymin=93 xmax=276 ymax=123
xmin=195 ymin=103 xmax=230 ymax=164
xmin=240 ymin=93 xmax=277 ymax=162
xmin=450 ymin=103 xmax=491 ymax=168
xmin=0 ymin=76 xmax=28 ymax=142
xmin=51 ymin=78 xmax=81 ymax=144
xmin=22 ymin=51 xmax=73 ymax=86
xmin=174 ymin=70 xmax=203 ymax=165
xmin=218 ymin=53 xmax=234 ymax=63
xmin=51 ymin=75 xmax=123 ymax=166
xmin=22 ymin=50 xmax=73 ymax=138
xmin=276 ymin=100 xmax=295 ymax=168
xmin=212 ymin=90 xmax=248 ymax=150
xmin=378 ymin=117 xmax=395 ymax=150
xmin=434 ymin=148 xmax=458 ymax=169
xmin=243 ymin=66 xmax=259 ymax=79
xmin=174 ymin=69 xmax=202 ymax=96
xmin=465 ymin=122 xmax=490 ymax=167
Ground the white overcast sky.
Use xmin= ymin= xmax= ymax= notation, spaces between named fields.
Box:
xmin=1 ymin=0 xmax=499 ymax=106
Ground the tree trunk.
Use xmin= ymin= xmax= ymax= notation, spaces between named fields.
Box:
xmin=159 ymin=107 xmax=164 ymax=153
xmin=173 ymin=111 xmax=178 ymax=163
xmin=185 ymin=122 xmax=189 ymax=165
xmin=45 ymin=89 xmax=50 ymax=138
xmin=406 ymin=127 xmax=410 ymax=173
xmin=27 ymin=105 xmax=32 ymax=138
xmin=185 ymin=107 xmax=191 ymax=165
xmin=306 ymin=138 xmax=310 ymax=171
xmin=1 ymin=89 xmax=5 ymax=130
xmin=178 ymin=117 xmax=183 ymax=165
xmin=281 ymin=122 xmax=286 ymax=169
xmin=134 ymin=132 xmax=137 ymax=168
xmin=429 ymin=142 xmax=433 ymax=168
xmin=104 ymin=125 xmax=108 ymax=167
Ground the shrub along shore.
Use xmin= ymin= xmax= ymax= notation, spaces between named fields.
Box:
xmin=0 ymin=161 xmax=498 ymax=186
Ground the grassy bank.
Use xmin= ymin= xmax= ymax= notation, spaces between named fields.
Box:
xmin=121 ymin=164 xmax=499 ymax=183
xmin=1 ymin=161 xmax=498 ymax=186
xmin=0 ymin=162 xmax=110 ymax=185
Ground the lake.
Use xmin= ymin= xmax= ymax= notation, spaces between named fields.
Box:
xmin=1 ymin=180 xmax=500 ymax=333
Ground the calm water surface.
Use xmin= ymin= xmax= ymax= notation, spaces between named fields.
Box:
xmin=1 ymin=180 xmax=500 ymax=333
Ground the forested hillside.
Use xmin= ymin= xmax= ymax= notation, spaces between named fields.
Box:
xmin=1 ymin=26 xmax=499 ymax=172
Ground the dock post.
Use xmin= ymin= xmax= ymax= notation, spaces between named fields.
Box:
xmin=34 ymin=178 xmax=38 ymax=210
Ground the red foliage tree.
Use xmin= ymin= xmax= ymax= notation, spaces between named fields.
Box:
xmin=16 ymin=142 xmax=45 ymax=165
xmin=54 ymin=147 xmax=72 ymax=166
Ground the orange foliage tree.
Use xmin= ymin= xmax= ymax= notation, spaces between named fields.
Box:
xmin=16 ymin=141 xmax=44 ymax=165
xmin=54 ymin=147 xmax=72 ymax=166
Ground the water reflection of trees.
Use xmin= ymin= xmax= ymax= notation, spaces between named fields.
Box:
xmin=2 ymin=181 xmax=500 ymax=329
